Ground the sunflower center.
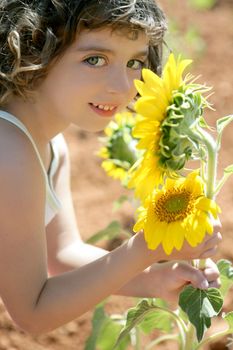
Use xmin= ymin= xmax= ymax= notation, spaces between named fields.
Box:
xmin=154 ymin=188 xmax=194 ymax=223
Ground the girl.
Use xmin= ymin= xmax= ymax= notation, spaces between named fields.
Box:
xmin=0 ymin=0 xmax=221 ymax=335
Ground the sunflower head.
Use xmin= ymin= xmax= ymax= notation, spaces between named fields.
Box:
xmin=158 ymin=84 xmax=210 ymax=172
xmin=127 ymin=54 xmax=212 ymax=198
xmin=98 ymin=112 xmax=141 ymax=182
xmin=133 ymin=171 xmax=221 ymax=255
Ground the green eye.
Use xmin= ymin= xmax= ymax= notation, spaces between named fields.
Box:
xmin=127 ymin=59 xmax=144 ymax=70
xmin=85 ymin=56 xmax=106 ymax=67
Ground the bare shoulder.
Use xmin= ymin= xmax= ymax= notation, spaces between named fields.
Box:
xmin=0 ymin=119 xmax=46 ymax=204
xmin=0 ymin=119 xmax=46 ymax=234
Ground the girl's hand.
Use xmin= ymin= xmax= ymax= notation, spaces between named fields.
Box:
xmin=150 ymin=258 xmax=220 ymax=303
xmin=118 ymin=258 xmax=220 ymax=302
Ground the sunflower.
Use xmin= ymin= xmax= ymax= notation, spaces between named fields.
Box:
xmin=133 ymin=172 xmax=221 ymax=255
xmin=127 ymin=53 xmax=211 ymax=199
xmin=98 ymin=112 xmax=141 ymax=182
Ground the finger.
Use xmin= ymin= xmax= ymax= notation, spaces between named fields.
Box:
xmin=176 ymin=264 xmax=209 ymax=289
xmin=203 ymin=265 xmax=220 ymax=279
xmin=212 ymin=218 xmax=222 ymax=233
xmin=203 ymin=267 xmax=219 ymax=280
xmin=203 ymin=232 xmax=222 ymax=250
xmin=209 ymin=278 xmax=221 ymax=289
xmin=199 ymin=245 xmax=218 ymax=259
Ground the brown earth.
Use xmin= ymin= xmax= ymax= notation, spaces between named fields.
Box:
xmin=1 ymin=1 xmax=233 ymax=349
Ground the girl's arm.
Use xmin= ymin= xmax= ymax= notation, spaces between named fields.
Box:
xmin=0 ymin=132 xmax=220 ymax=335
xmin=45 ymin=134 xmax=108 ymax=276
xmin=46 ymin=135 xmax=221 ymax=298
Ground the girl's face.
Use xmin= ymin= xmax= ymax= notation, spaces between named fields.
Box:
xmin=36 ymin=27 xmax=149 ymax=132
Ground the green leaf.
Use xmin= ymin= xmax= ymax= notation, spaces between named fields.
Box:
xmin=217 ymin=259 xmax=233 ymax=297
xmin=223 ymin=311 xmax=233 ymax=332
xmin=216 ymin=115 xmax=233 ymax=148
xmin=97 ymin=318 xmax=130 ymax=350
xmin=86 ymin=221 xmax=122 ymax=244
xmin=139 ymin=308 xmax=172 ymax=334
xmin=138 ymin=298 xmax=172 ymax=334
xmin=179 ymin=286 xmax=223 ymax=342
xmin=114 ymin=299 xmax=174 ymax=348
xmin=84 ymin=304 xmax=107 ymax=350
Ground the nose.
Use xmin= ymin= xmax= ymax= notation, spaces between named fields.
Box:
xmin=106 ymin=66 xmax=136 ymax=96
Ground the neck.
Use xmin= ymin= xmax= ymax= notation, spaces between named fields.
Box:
xmin=3 ymin=96 xmax=68 ymax=145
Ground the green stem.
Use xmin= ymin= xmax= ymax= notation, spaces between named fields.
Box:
xmin=184 ymin=323 xmax=196 ymax=350
xmin=214 ymin=173 xmax=232 ymax=197
xmin=186 ymin=128 xmax=218 ymax=350
xmin=134 ymin=327 xmax=141 ymax=350
xmin=195 ymin=328 xmax=231 ymax=350
xmin=146 ymin=306 xmax=188 ymax=350
xmin=145 ymin=334 xmax=179 ymax=350
xmin=195 ymin=127 xmax=218 ymax=200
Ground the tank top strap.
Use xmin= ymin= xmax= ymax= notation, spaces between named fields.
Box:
xmin=0 ymin=110 xmax=61 ymax=216
xmin=0 ymin=110 xmax=48 ymax=178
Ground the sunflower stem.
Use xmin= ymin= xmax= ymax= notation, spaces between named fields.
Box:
xmin=145 ymin=334 xmax=179 ymax=349
xmin=184 ymin=323 xmax=196 ymax=350
xmin=134 ymin=326 xmax=141 ymax=350
xmin=195 ymin=127 xmax=218 ymax=200
xmin=194 ymin=328 xmax=231 ymax=350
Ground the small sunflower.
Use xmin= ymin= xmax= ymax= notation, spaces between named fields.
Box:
xmin=133 ymin=172 xmax=221 ymax=255
xmin=98 ymin=112 xmax=141 ymax=182
xmin=128 ymin=53 xmax=211 ymax=199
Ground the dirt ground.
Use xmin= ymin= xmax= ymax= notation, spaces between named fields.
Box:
xmin=1 ymin=1 xmax=233 ymax=349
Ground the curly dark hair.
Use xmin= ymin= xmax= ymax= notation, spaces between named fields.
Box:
xmin=0 ymin=0 xmax=167 ymax=106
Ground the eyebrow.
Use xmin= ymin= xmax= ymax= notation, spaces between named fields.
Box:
xmin=76 ymin=46 xmax=149 ymax=57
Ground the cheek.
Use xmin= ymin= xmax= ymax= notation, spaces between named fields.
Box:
xmin=128 ymin=83 xmax=139 ymax=102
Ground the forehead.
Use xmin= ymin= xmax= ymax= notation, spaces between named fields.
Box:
xmin=73 ymin=27 xmax=149 ymax=52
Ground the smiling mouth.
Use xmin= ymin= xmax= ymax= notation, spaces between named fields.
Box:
xmin=90 ymin=103 xmax=117 ymax=111
xmin=89 ymin=103 xmax=118 ymax=117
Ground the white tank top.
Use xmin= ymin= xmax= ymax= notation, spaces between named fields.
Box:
xmin=0 ymin=110 xmax=61 ymax=225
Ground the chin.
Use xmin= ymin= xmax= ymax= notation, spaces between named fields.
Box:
xmin=75 ymin=120 xmax=112 ymax=133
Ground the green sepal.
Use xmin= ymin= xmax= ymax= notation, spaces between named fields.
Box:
xmin=217 ymin=259 xmax=233 ymax=297
xmin=107 ymin=130 xmax=138 ymax=167
xmin=158 ymin=86 xmax=204 ymax=172
xmin=179 ymin=286 xmax=223 ymax=342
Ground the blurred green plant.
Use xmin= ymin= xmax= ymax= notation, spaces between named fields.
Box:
xmin=165 ymin=20 xmax=206 ymax=60
xmin=188 ymin=0 xmax=217 ymax=10
xmin=85 ymin=260 xmax=233 ymax=350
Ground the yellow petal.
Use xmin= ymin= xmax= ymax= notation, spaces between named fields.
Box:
xmin=196 ymin=197 xmax=220 ymax=219
xmin=134 ymin=80 xmax=155 ymax=97
xmin=146 ymin=221 xmax=166 ymax=250
xmin=142 ymin=68 xmax=163 ymax=89
xmin=170 ymin=221 xmax=185 ymax=251
xmin=185 ymin=172 xmax=203 ymax=195
xmin=162 ymin=225 xmax=174 ymax=255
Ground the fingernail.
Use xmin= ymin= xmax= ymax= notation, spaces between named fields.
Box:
xmin=200 ymin=280 xmax=209 ymax=289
